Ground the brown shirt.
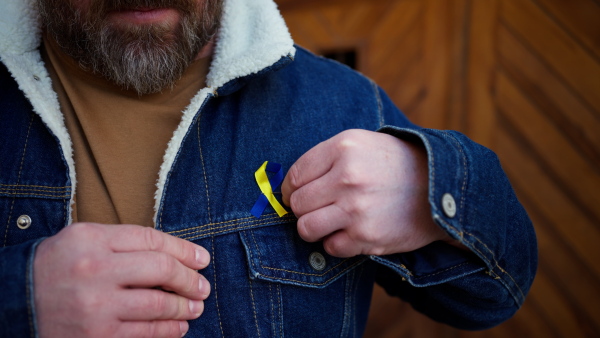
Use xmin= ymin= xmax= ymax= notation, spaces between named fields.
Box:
xmin=42 ymin=35 xmax=208 ymax=227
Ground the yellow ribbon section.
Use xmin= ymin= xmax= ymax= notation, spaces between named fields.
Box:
xmin=255 ymin=161 xmax=288 ymax=217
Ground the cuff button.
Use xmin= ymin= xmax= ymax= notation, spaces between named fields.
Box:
xmin=442 ymin=193 xmax=457 ymax=218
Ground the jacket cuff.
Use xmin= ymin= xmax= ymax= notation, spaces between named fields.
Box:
xmin=369 ymin=241 xmax=485 ymax=287
xmin=376 ymin=125 xmax=535 ymax=306
xmin=0 ymin=238 xmax=44 ymax=338
xmin=370 ymin=126 xmax=485 ymax=287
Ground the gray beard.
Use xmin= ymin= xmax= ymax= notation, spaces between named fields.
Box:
xmin=90 ymin=17 xmax=206 ymax=95
xmin=38 ymin=0 xmax=223 ymax=95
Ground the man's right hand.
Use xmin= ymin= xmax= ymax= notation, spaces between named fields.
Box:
xmin=33 ymin=223 xmax=211 ymax=338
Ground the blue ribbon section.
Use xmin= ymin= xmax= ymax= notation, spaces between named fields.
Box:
xmin=251 ymin=162 xmax=285 ymax=218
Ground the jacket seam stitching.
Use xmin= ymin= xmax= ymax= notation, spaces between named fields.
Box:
xmin=276 ymin=284 xmax=283 ymax=336
xmin=409 ymin=262 xmax=470 ymax=280
xmin=0 ymin=188 xmax=70 ymax=194
xmin=258 ymin=259 xmax=366 ymax=287
xmin=370 ymin=80 xmax=384 ymax=128
xmin=248 ymin=279 xmax=262 ymax=338
xmin=167 ymin=215 xmax=294 ymax=239
xmin=250 ymin=230 xmax=264 ymax=266
xmin=179 ymin=223 xmax=279 ymax=241
xmin=436 ymin=218 xmax=525 ymax=303
xmin=4 ymin=114 xmax=34 ymax=247
xmin=463 ymin=229 xmax=525 ymax=301
xmin=197 ymin=119 xmax=213 ymax=223
xmin=211 ymin=236 xmax=225 ymax=338
xmin=267 ymin=283 xmax=276 ymax=336
xmin=0 ymin=192 xmax=70 ymax=198
xmin=437 ymin=131 xmax=525 ymax=302
xmin=444 ymin=131 xmax=469 ymax=225
xmin=166 ymin=213 xmax=293 ymax=235
xmin=260 ymin=258 xmax=354 ymax=277
xmin=0 ymin=184 xmax=71 ymax=189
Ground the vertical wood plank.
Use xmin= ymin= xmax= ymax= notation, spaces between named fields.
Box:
xmin=464 ymin=0 xmax=499 ymax=148
xmin=411 ymin=0 xmax=453 ymax=129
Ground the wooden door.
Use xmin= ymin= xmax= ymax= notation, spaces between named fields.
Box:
xmin=275 ymin=0 xmax=600 ymax=336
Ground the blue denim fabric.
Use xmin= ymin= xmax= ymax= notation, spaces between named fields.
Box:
xmin=0 ymin=46 xmax=537 ymax=337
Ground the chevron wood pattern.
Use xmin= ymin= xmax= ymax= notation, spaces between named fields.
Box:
xmin=275 ymin=0 xmax=600 ymax=337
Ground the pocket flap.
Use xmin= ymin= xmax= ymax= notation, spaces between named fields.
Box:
xmin=239 ymin=223 xmax=367 ymax=288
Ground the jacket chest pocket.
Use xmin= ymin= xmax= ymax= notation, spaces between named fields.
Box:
xmin=0 ymin=195 xmax=68 ymax=247
xmin=239 ymin=222 xmax=367 ymax=288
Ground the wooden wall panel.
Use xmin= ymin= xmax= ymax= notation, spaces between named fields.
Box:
xmin=275 ymin=0 xmax=600 ymax=336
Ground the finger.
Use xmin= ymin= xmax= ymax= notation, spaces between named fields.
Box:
xmin=106 ymin=225 xmax=210 ymax=270
xmin=116 ymin=320 xmax=189 ymax=338
xmin=323 ymin=231 xmax=362 ymax=258
xmin=288 ymin=170 xmax=341 ymax=216
xmin=116 ymin=289 xmax=204 ymax=321
xmin=297 ymin=204 xmax=350 ymax=242
xmin=113 ymin=252 xmax=210 ymax=300
xmin=281 ymin=138 xmax=338 ymax=206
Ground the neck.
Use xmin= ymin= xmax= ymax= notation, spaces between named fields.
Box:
xmin=195 ymin=37 xmax=216 ymax=61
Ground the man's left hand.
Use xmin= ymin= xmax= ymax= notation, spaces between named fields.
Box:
xmin=281 ymin=129 xmax=450 ymax=258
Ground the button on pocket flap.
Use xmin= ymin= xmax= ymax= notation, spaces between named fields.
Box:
xmin=240 ymin=224 xmax=367 ymax=288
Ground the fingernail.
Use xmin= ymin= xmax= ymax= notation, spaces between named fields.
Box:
xmin=199 ymin=275 xmax=211 ymax=298
xmin=195 ymin=248 xmax=209 ymax=266
xmin=189 ymin=300 xmax=203 ymax=316
xmin=179 ymin=321 xmax=188 ymax=337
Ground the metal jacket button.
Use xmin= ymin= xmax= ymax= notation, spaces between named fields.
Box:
xmin=309 ymin=252 xmax=326 ymax=271
xmin=17 ymin=215 xmax=32 ymax=229
xmin=442 ymin=193 xmax=457 ymax=218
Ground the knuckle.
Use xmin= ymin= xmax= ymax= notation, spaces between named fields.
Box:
xmin=144 ymin=227 xmax=166 ymax=252
xmin=342 ymin=193 xmax=371 ymax=217
xmin=296 ymin=218 xmax=312 ymax=241
xmin=289 ymin=191 xmax=305 ymax=214
xmin=184 ymin=271 xmax=199 ymax=295
xmin=156 ymin=253 xmax=176 ymax=277
xmin=149 ymin=291 xmax=169 ymax=317
xmin=288 ymin=164 xmax=302 ymax=190
xmin=71 ymin=255 xmax=100 ymax=277
xmin=66 ymin=222 xmax=96 ymax=240
xmin=336 ymin=130 xmax=361 ymax=151
xmin=177 ymin=297 xmax=190 ymax=318
xmin=338 ymin=166 xmax=365 ymax=187
xmin=368 ymin=246 xmax=387 ymax=256
xmin=72 ymin=291 xmax=99 ymax=318
xmin=355 ymin=227 xmax=380 ymax=245
xmin=323 ymin=238 xmax=342 ymax=257
xmin=144 ymin=322 xmax=158 ymax=338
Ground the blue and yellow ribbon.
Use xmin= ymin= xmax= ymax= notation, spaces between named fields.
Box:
xmin=251 ymin=161 xmax=288 ymax=218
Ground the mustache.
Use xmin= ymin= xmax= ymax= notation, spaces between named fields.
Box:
xmin=90 ymin=0 xmax=197 ymax=14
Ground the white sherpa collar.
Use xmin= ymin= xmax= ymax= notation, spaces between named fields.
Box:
xmin=0 ymin=0 xmax=296 ymax=225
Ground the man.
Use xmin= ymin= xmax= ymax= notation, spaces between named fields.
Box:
xmin=0 ymin=0 xmax=537 ymax=336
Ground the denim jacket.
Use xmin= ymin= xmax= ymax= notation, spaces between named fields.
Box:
xmin=0 ymin=0 xmax=537 ymax=336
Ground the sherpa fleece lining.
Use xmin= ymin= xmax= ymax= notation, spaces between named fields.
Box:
xmin=0 ymin=0 xmax=296 ymax=225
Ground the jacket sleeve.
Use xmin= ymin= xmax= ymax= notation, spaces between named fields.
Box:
xmin=370 ymin=86 xmax=538 ymax=330
xmin=0 ymin=238 xmax=43 ymax=337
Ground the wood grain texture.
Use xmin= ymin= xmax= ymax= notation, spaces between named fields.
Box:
xmin=275 ymin=0 xmax=600 ymax=336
